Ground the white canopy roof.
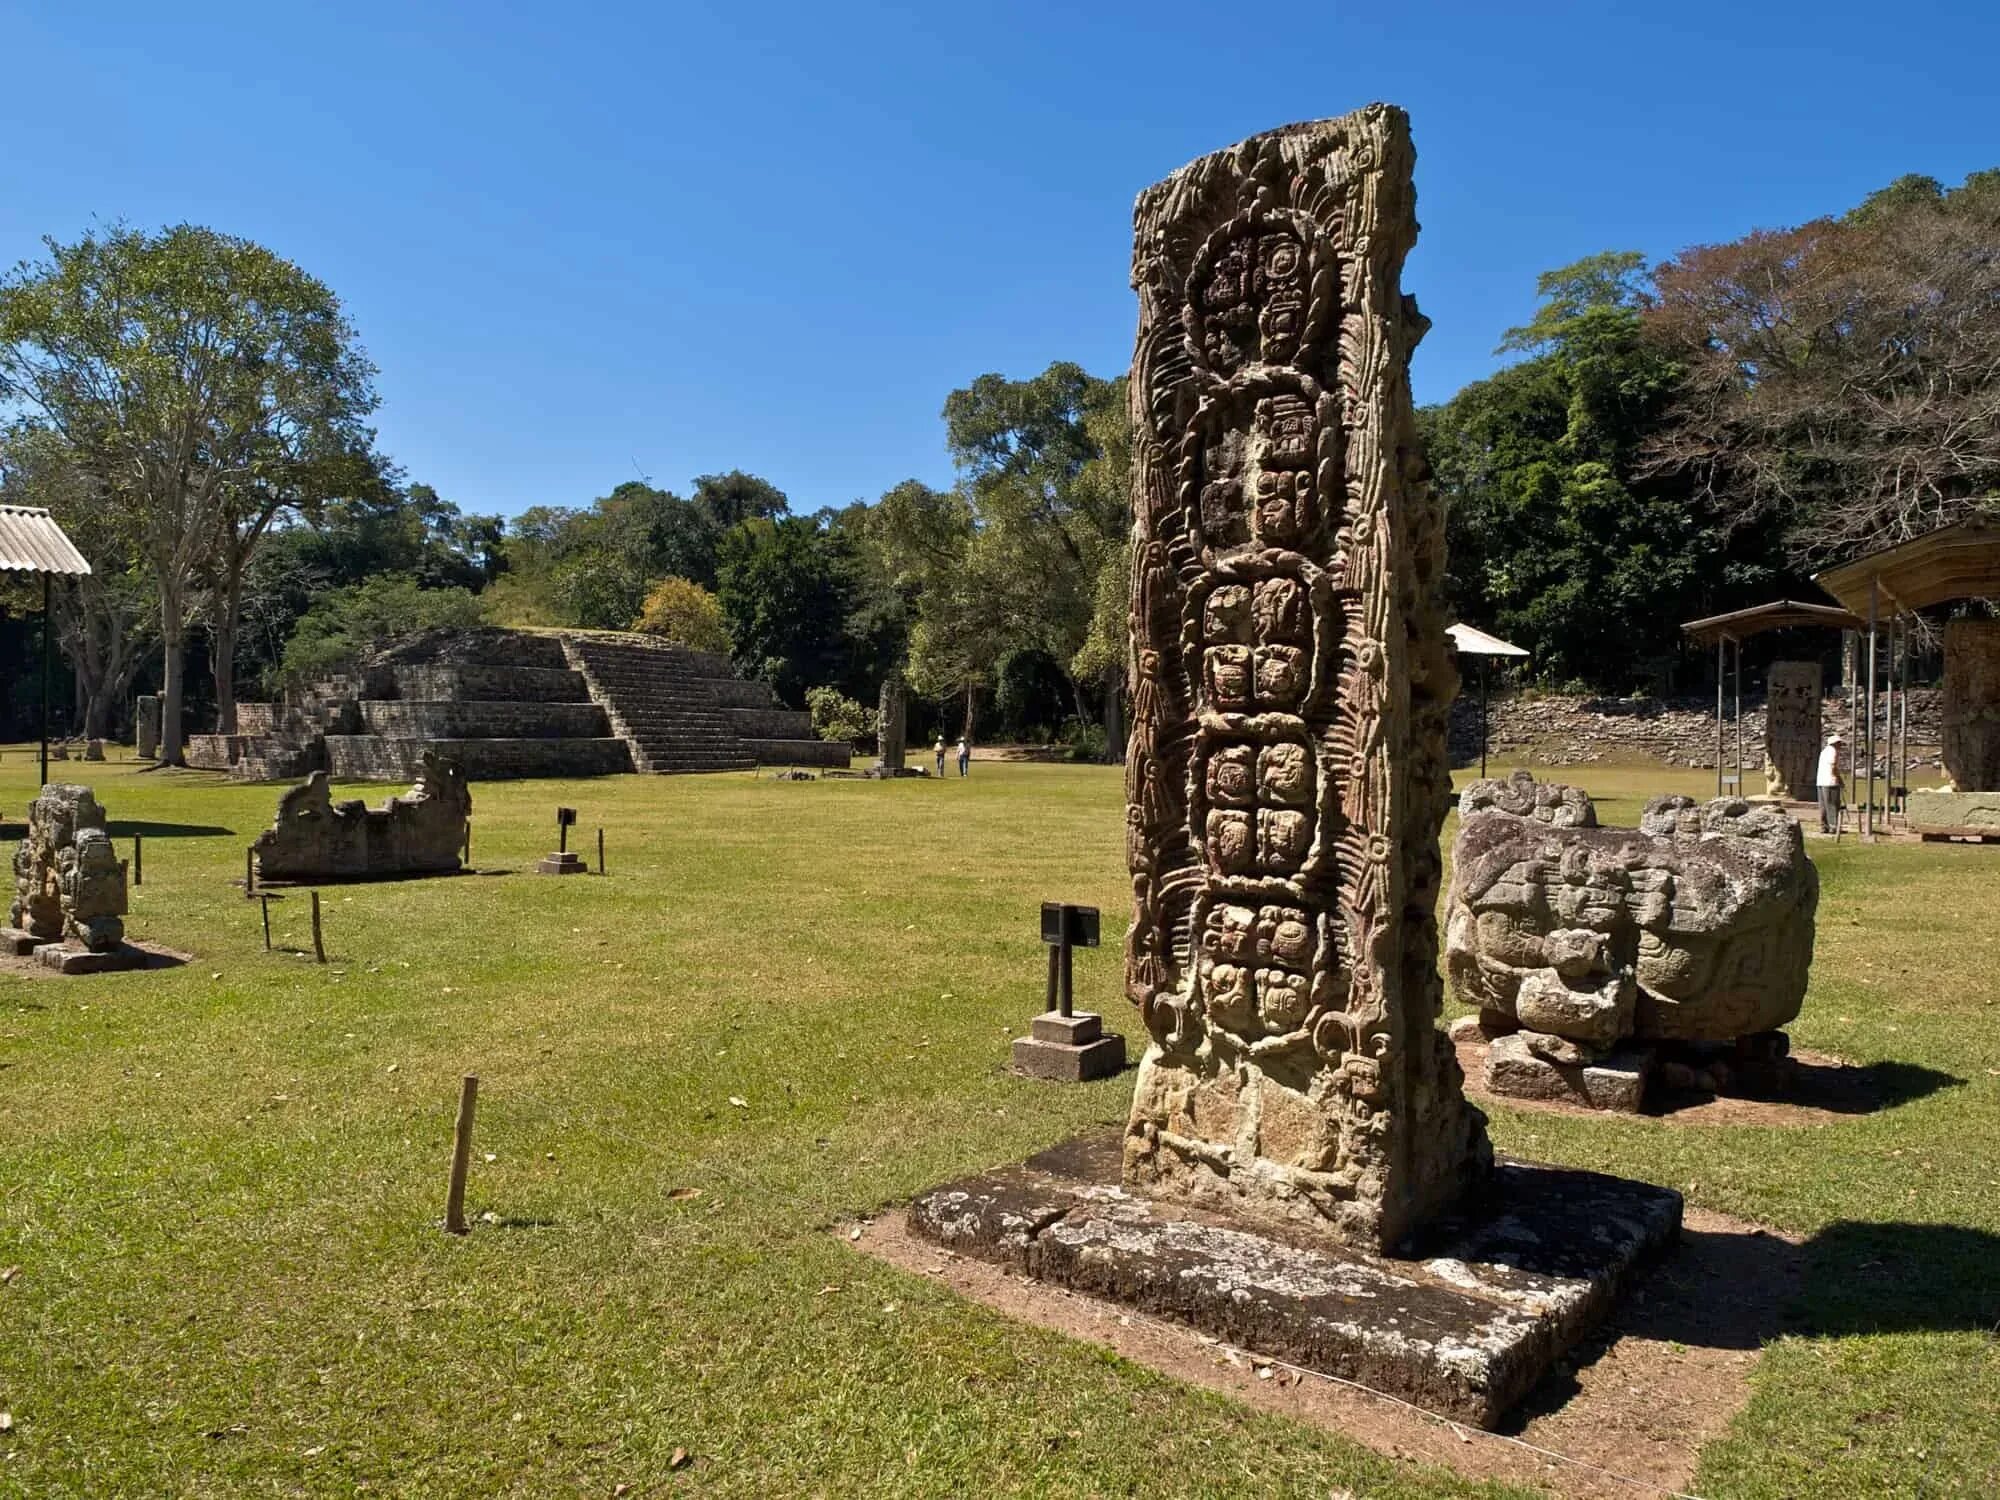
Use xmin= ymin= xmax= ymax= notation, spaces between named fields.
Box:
xmin=1446 ymin=623 xmax=1527 ymax=658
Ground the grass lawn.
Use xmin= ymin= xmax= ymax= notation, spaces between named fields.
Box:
xmin=0 ymin=751 xmax=1995 ymax=1497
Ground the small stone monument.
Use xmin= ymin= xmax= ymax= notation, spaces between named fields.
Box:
xmin=1761 ymin=661 xmax=1821 ymax=801
xmin=906 ymin=109 xmax=1681 ymax=1429
xmin=135 ymin=695 xmax=160 ymax=760
xmin=876 ymin=671 xmax=907 ymax=773
xmin=1011 ymin=903 xmax=1126 ymax=1081
xmin=4 ymin=784 xmax=142 ymax=973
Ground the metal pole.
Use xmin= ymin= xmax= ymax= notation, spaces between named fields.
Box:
xmin=1898 ymin=624 xmax=1910 ymax=816
xmin=1848 ymin=630 xmax=1860 ymax=829
xmin=1058 ymin=939 xmax=1074 ymax=1018
xmin=39 ymin=573 xmax=51 ymax=787
xmin=1045 ymin=945 xmax=1059 ymax=1013
xmin=1715 ymin=638 xmax=1725 ymax=798
xmin=1885 ymin=618 xmax=1898 ymax=822
xmin=1479 ymin=656 xmax=1489 ymax=779
xmin=1865 ymin=580 xmax=1878 ymax=839
xmin=1733 ymin=638 xmax=1743 ymax=796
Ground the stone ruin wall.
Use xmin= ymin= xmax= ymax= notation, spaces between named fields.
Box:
xmin=1121 ymin=106 xmax=1489 ymax=1253
xmin=1451 ymin=686 xmax=1944 ymax=775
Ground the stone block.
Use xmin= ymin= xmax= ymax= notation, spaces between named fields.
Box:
xmin=1011 ymin=1032 xmax=1126 ymax=1082
xmin=35 ymin=942 xmax=148 ymax=974
xmin=0 ymin=926 xmax=41 ymax=955
xmin=1484 ymin=1031 xmax=1653 ymax=1112
xmin=536 ymin=851 xmax=589 ymax=875
xmin=908 ymin=1141 xmax=1682 ymax=1429
xmin=1031 ymin=1010 xmax=1103 ymax=1045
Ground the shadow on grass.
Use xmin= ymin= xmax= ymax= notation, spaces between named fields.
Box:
xmin=105 ymin=820 xmax=237 ymax=839
xmin=253 ymin=868 xmax=514 ymax=890
xmin=1509 ymin=1216 xmax=2000 ymax=1430
xmin=1648 ymin=1057 xmax=1965 ymax=1118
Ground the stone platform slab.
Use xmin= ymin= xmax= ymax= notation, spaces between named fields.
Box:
xmin=908 ymin=1132 xmax=1679 ymax=1428
xmin=34 ymin=942 xmax=151 ymax=974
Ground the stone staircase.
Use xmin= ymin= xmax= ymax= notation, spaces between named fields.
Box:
xmin=559 ymin=634 xmax=846 ymax=773
xmin=182 ymin=628 xmax=845 ymax=782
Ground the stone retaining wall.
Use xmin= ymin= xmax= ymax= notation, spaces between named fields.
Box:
xmin=1450 ymin=688 xmax=1943 ymax=771
xmin=325 ymin=735 xmax=633 ymax=781
xmin=358 ymin=700 xmax=611 ymax=740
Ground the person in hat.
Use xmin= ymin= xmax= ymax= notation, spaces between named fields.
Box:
xmin=1816 ymin=732 xmax=1846 ymax=834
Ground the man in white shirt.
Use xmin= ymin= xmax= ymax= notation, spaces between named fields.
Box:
xmin=1816 ymin=733 xmax=1845 ymax=833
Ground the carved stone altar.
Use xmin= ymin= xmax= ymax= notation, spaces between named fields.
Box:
xmin=906 ymin=110 xmax=1679 ymax=1429
xmin=4 ymin=784 xmax=142 ymax=972
xmin=252 ymin=753 xmax=471 ymax=881
xmin=1446 ymin=772 xmax=1818 ymax=1107
xmin=1762 ymin=661 xmax=1821 ymax=801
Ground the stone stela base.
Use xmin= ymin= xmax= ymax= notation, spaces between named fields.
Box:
xmin=0 ymin=928 xmax=42 ymax=956
xmin=29 ymin=941 xmax=150 ymax=974
xmin=1010 ymin=1011 xmax=1126 ymax=1082
xmin=536 ymin=851 xmax=588 ymax=875
xmin=907 ymin=1131 xmax=1680 ymax=1429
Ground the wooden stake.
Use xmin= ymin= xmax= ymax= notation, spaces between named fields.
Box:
xmin=597 ymin=827 xmax=605 ymax=876
xmin=310 ymin=891 xmax=326 ymax=964
xmin=446 ymin=1074 xmax=479 ymax=1235
xmin=245 ymin=847 xmax=256 ymax=897
xmin=133 ymin=833 xmax=142 ymax=886
xmin=462 ymin=819 xmax=472 ymax=868
xmin=260 ymin=894 xmax=272 ymax=951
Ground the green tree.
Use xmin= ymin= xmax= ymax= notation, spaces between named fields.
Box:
xmin=633 ymin=575 xmax=731 ymax=654
xmin=279 ymin=574 xmax=483 ymax=685
xmin=0 ymin=224 xmax=380 ymax=761
xmin=715 ymin=516 xmax=851 ymax=706
xmin=1424 ymin=252 xmax=1783 ymax=691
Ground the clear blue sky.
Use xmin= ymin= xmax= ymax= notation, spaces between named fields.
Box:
xmin=4 ymin=0 xmax=1995 ymax=520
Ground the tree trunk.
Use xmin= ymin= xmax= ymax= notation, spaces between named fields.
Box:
xmin=159 ymin=587 xmax=187 ymax=767
xmin=211 ymin=579 xmax=240 ymax=735
xmin=961 ymin=683 xmax=977 ymax=741
xmin=1102 ymin=666 xmax=1124 ymax=763
xmin=82 ymin=689 xmax=107 ymax=742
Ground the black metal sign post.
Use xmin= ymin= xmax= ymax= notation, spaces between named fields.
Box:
xmin=1040 ymin=902 xmax=1100 ymax=1017
xmin=1014 ymin=903 xmax=1123 ymax=1082
xmin=537 ymin=806 xmax=588 ymax=875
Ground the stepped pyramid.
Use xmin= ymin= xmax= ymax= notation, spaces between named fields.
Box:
xmin=185 ymin=628 xmax=847 ymax=781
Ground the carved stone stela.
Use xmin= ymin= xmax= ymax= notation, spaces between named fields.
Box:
xmin=1942 ymin=619 xmax=2000 ymax=793
xmin=1762 ymin=661 xmax=1822 ymax=801
xmin=1120 ymin=107 xmax=1489 ymax=1250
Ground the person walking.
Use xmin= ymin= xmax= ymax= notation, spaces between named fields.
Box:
xmin=956 ymin=736 xmax=970 ymax=778
xmin=1816 ymin=732 xmax=1845 ymax=834
xmin=933 ymin=736 xmax=946 ymax=778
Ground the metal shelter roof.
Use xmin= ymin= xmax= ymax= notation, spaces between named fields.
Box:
xmin=1680 ymin=599 xmax=1863 ymax=645
xmin=1813 ymin=514 xmax=2000 ymax=616
xmin=1446 ymin=623 xmax=1528 ymax=658
xmin=0 ymin=506 xmax=91 ymax=576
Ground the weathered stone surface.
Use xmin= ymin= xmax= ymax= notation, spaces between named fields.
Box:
xmin=10 ymin=784 xmax=126 ymax=951
xmin=536 ymin=851 xmax=588 ymax=875
xmin=1908 ymin=788 xmax=2000 ymax=835
xmin=35 ymin=941 xmax=148 ymax=974
xmin=1484 ymin=1032 xmax=1653 ymax=1111
xmin=1941 ymin=619 xmax=2000 ymax=792
xmin=252 ymin=753 xmax=470 ymax=881
xmin=1032 ymin=1010 xmax=1104 ymax=1045
xmin=1120 ymin=107 xmax=1488 ymax=1253
xmin=876 ymin=670 xmax=907 ymax=772
xmin=135 ymin=695 xmax=160 ymax=759
xmin=908 ymin=1138 xmax=1680 ymax=1428
xmin=1446 ymin=775 xmax=1818 ymax=1046
xmin=1459 ymin=768 xmax=1595 ymax=828
xmin=1762 ymin=661 xmax=1821 ymax=801
xmin=1011 ymin=1032 xmax=1128 ymax=1082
